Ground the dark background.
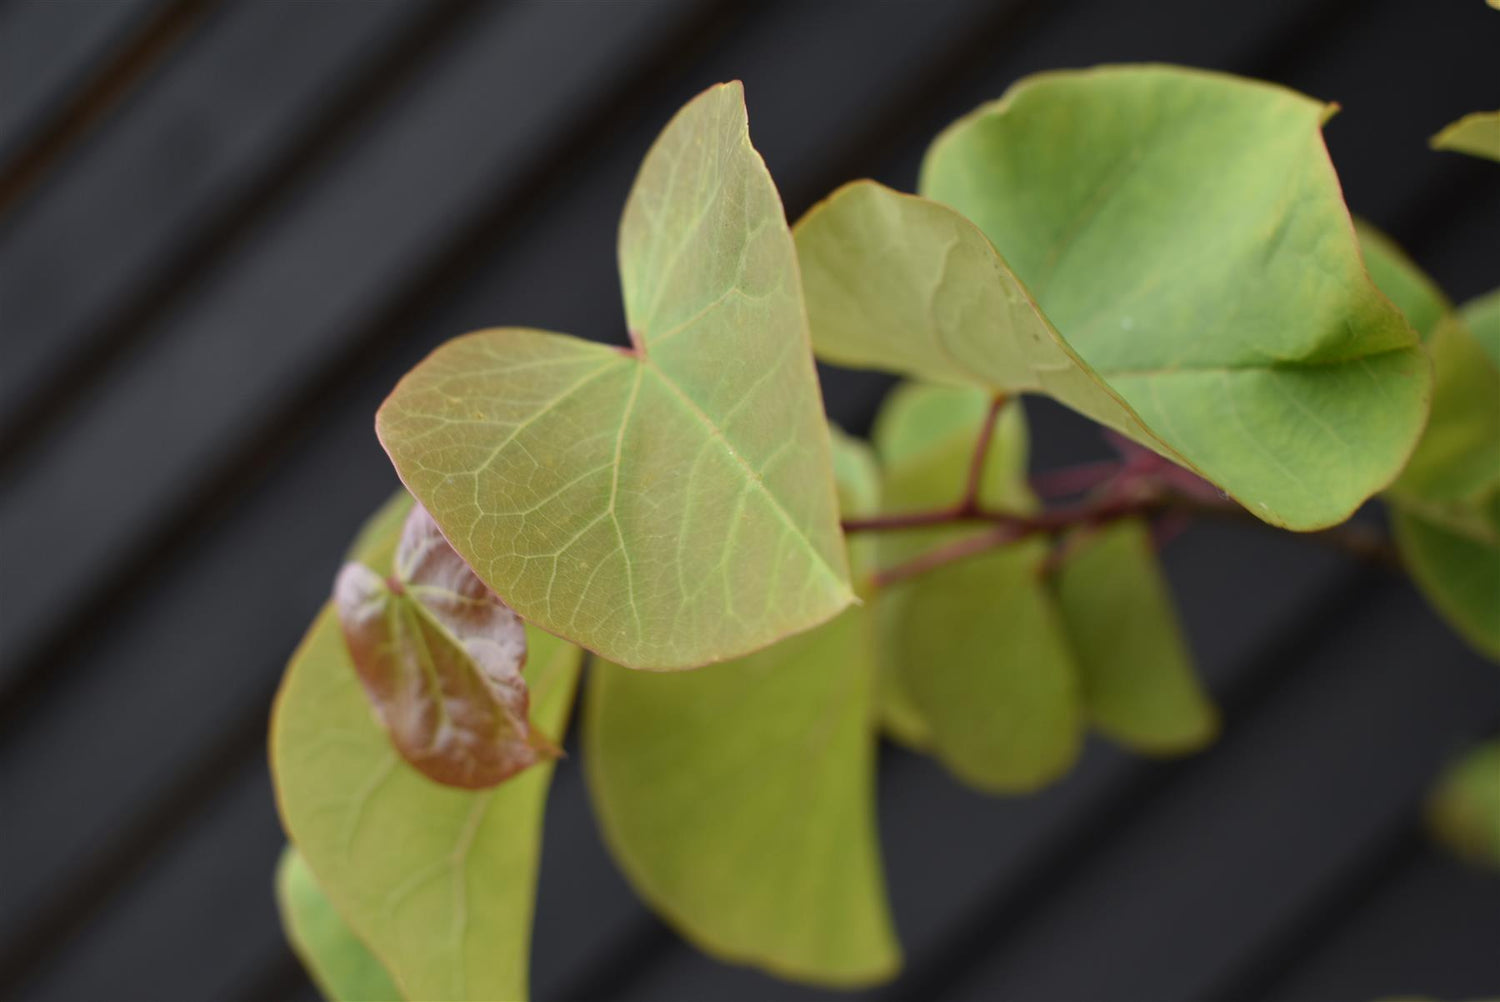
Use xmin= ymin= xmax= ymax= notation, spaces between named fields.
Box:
xmin=1 ymin=1 xmax=1497 ymax=999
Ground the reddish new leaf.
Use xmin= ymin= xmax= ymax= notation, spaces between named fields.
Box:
xmin=334 ymin=504 xmax=559 ymax=789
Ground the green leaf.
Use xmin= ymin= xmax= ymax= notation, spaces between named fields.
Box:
xmin=891 ymin=542 xmax=1082 ymax=791
xmin=1391 ymin=492 xmax=1500 ymax=661
xmin=1053 ymin=521 xmax=1218 ymax=755
xmin=872 ymin=383 xmax=1081 ymax=790
xmin=582 ymin=429 xmax=900 ymax=987
xmin=335 ymin=504 xmax=559 ymax=789
xmin=378 ymin=82 xmax=851 ymax=671
xmin=1355 ymin=223 xmax=1449 ymax=343
xmin=1358 ymin=228 xmax=1500 ymax=504
xmin=272 ymin=496 xmax=584 ymax=1000
xmin=798 ymin=66 xmax=1430 ymax=531
xmin=1464 ymin=288 xmax=1500 ymax=369
xmin=1430 ymin=110 xmax=1500 ymax=163
xmin=276 ymin=846 xmax=402 ymax=1002
xmin=1427 ymin=738 xmax=1500 ymax=869
xmin=1394 ymin=316 xmax=1500 ymax=503
xmin=827 ymin=424 xmax=881 ymax=583
xmin=1357 ymin=231 xmax=1500 ymax=658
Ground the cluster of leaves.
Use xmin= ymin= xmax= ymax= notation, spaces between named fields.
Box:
xmin=271 ymin=69 xmax=1499 ymax=999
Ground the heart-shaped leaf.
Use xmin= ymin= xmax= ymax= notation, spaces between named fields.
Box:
xmin=872 ymin=383 xmax=1082 ymax=791
xmin=378 ymin=82 xmax=851 ymax=670
xmin=1356 ymin=230 xmax=1500 ymax=659
xmin=797 ymin=66 xmax=1430 ymax=531
xmin=1430 ymin=110 xmax=1500 ymax=163
xmin=335 ymin=503 xmax=556 ymax=789
xmin=1053 ymin=520 xmax=1218 ymax=755
xmin=582 ymin=428 xmax=899 ymax=986
xmin=276 ymin=847 xmax=401 ymax=1002
xmin=1392 ymin=494 xmax=1500 ymax=660
xmin=1358 ymin=226 xmax=1500 ymax=505
xmin=272 ymin=495 xmax=585 ymax=1001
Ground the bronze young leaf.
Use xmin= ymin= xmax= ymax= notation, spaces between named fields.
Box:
xmin=334 ymin=503 xmax=560 ymax=789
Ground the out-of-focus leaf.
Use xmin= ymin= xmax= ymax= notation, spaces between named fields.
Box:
xmin=828 ymin=424 xmax=881 ymax=586
xmin=1464 ymin=288 xmax=1500 ymax=369
xmin=378 ymin=82 xmax=851 ymax=671
xmin=1427 ymin=739 xmax=1500 ymax=869
xmin=335 ymin=504 xmax=555 ymax=789
xmin=799 ymin=66 xmax=1429 ymax=531
xmin=1053 ymin=521 xmax=1218 ymax=755
xmin=1430 ymin=110 xmax=1500 ymax=163
xmin=276 ymin=846 xmax=402 ymax=1002
xmin=872 ymin=383 xmax=1080 ymax=789
xmin=869 ymin=382 xmax=1032 ymax=750
xmin=1393 ymin=317 xmax=1500 ymax=503
xmin=273 ymin=498 xmax=584 ymax=1001
xmin=1356 ymin=223 xmax=1449 ymax=342
xmin=893 ymin=541 xmax=1081 ymax=790
xmin=1359 ymin=232 xmax=1500 ymax=659
xmin=583 ymin=429 xmax=899 ymax=986
xmin=1359 ymin=228 xmax=1500 ymax=504
xmin=1392 ymin=492 xmax=1500 ymax=661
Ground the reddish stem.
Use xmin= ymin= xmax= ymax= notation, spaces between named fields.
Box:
xmin=958 ymin=394 xmax=1007 ymax=513
xmin=1029 ymin=460 xmax=1123 ymax=499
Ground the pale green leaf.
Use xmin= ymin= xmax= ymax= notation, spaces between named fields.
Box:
xmin=1430 ymin=110 xmax=1500 ymax=163
xmin=272 ymin=495 xmax=584 ymax=1000
xmin=276 ymin=846 xmax=402 ymax=1002
xmin=868 ymin=382 xmax=1031 ymax=749
xmin=1464 ymin=288 xmax=1500 ymax=370
xmin=799 ymin=66 xmax=1430 ymax=531
xmin=1358 ymin=227 xmax=1500 ymax=504
xmin=582 ymin=429 xmax=899 ymax=987
xmin=872 ymin=383 xmax=1081 ymax=789
xmin=1053 ymin=521 xmax=1218 ymax=755
xmin=1394 ymin=317 xmax=1500 ymax=502
xmin=1392 ymin=491 xmax=1500 ymax=661
xmin=891 ymin=541 xmax=1081 ymax=791
xmin=827 ymin=424 xmax=881 ymax=582
xmin=1427 ymin=738 xmax=1500 ymax=869
xmin=1359 ymin=236 xmax=1500 ymax=658
xmin=1355 ymin=223 xmax=1449 ymax=343
xmin=378 ymin=82 xmax=851 ymax=671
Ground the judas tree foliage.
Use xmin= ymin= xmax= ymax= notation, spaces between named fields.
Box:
xmin=269 ymin=68 xmax=1500 ymax=1000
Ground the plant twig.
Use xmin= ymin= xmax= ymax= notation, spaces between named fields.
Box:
xmin=855 ymin=486 xmax=1400 ymax=590
xmin=958 ymin=394 xmax=1007 ymax=513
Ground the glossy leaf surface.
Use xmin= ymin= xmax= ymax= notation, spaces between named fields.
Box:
xmin=335 ymin=504 xmax=554 ymax=789
xmin=1430 ymin=110 xmax=1500 ymax=163
xmin=276 ymin=847 xmax=402 ymax=1002
xmin=1427 ymin=739 xmax=1500 ymax=869
xmin=379 ymin=82 xmax=850 ymax=671
xmin=800 ymin=66 xmax=1430 ymax=531
xmin=583 ymin=429 xmax=899 ymax=987
xmin=1053 ymin=521 xmax=1218 ymax=754
xmin=273 ymin=495 xmax=584 ymax=1000
xmin=873 ymin=383 xmax=1081 ymax=790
